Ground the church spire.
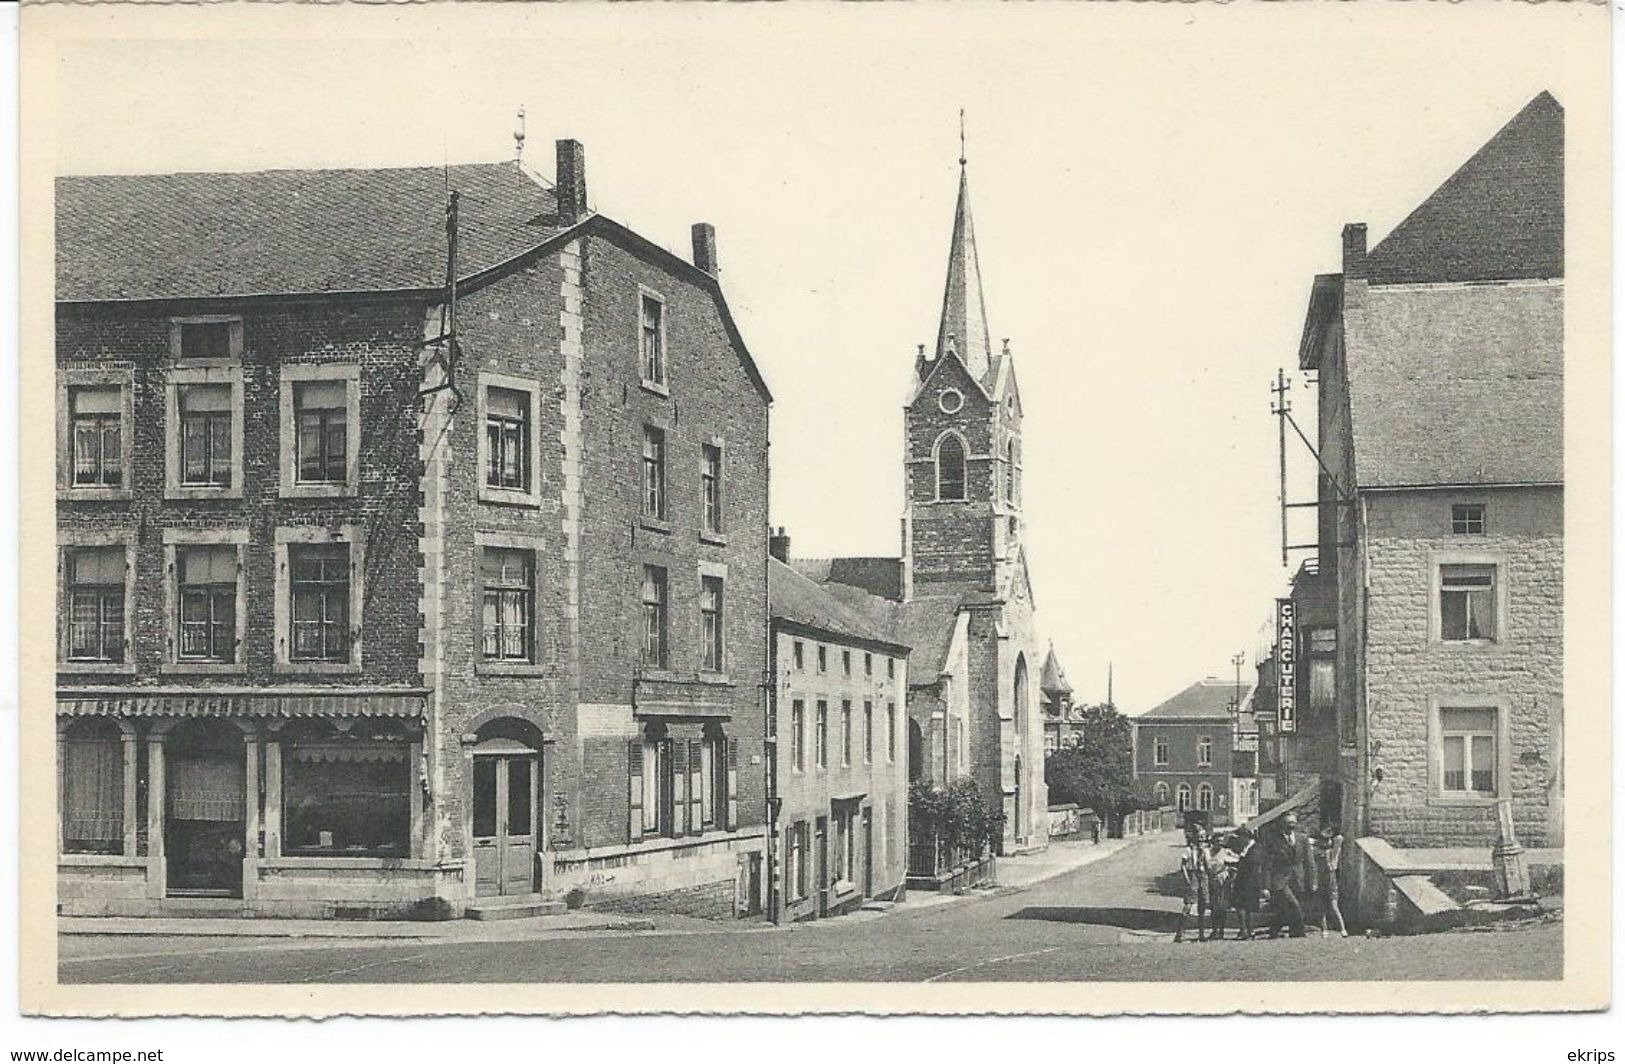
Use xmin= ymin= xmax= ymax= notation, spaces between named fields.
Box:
xmin=934 ymin=115 xmax=993 ymax=382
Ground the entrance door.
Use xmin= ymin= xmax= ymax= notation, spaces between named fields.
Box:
xmin=472 ymin=753 xmax=538 ymax=898
xmin=814 ymin=816 xmax=827 ymax=915
xmin=165 ymin=721 xmax=246 ymax=898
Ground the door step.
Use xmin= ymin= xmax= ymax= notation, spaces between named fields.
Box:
xmin=465 ymin=893 xmax=567 ymax=921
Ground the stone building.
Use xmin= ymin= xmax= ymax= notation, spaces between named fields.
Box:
xmin=1293 ymin=92 xmax=1564 ymax=848
xmin=1132 ymin=678 xmax=1248 ymax=828
xmin=766 ymin=552 xmax=909 ymax=922
xmin=1039 ymin=643 xmax=1083 ymax=753
xmin=54 ymin=139 xmax=774 ymax=918
xmin=788 ymin=158 xmax=1048 ymax=855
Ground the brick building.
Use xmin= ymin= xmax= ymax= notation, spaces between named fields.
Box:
xmin=1039 ymin=643 xmax=1083 ymax=753
xmin=54 ymin=140 xmax=773 ymax=918
xmin=1292 ymin=92 xmax=1564 ymax=848
xmin=1133 ymin=679 xmax=1247 ymax=827
xmin=788 ymin=158 xmax=1048 ymax=855
xmin=766 ymin=552 xmax=909 ymax=922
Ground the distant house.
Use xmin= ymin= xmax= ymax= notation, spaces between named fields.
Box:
xmin=1040 ymin=643 xmax=1082 ymax=754
xmin=1133 ymin=679 xmax=1251 ymax=827
xmin=1293 ymin=92 xmax=1564 ymax=848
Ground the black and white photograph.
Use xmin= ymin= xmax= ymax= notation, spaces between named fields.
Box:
xmin=10 ymin=0 xmax=1611 ymax=1026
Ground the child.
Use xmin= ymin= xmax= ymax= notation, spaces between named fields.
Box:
xmin=1174 ymin=825 xmax=1211 ymax=943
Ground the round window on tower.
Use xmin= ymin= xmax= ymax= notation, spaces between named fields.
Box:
xmin=939 ymin=388 xmax=964 ymax=414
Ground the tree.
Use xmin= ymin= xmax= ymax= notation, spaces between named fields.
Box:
xmin=1044 ymin=702 xmax=1139 ymax=832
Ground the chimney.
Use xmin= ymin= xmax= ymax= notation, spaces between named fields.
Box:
xmin=1341 ymin=222 xmax=1367 ymax=281
xmin=769 ymin=526 xmax=791 ymax=563
xmin=556 ymin=139 xmax=587 ymax=223
xmin=691 ymin=223 xmax=719 ymax=277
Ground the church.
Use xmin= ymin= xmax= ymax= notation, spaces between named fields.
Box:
xmin=789 ymin=155 xmax=1049 ymax=856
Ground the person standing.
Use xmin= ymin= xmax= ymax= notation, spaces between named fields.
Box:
xmin=1205 ymin=834 xmax=1236 ymax=941
xmin=1316 ymin=823 xmax=1349 ymax=937
xmin=1174 ymin=825 xmax=1211 ymax=943
xmin=1229 ymin=826 xmax=1261 ymax=940
xmin=1267 ymin=813 xmax=1315 ymax=939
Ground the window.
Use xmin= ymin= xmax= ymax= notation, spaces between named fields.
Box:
xmin=1308 ymin=627 xmax=1337 ymax=655
xmin=815 ymin=701 xmax=828 ymax=769
xmin=1153 ymin=781 xmax=1170 ymax=805
xmin=863 ymin=701 xmax=873 ymax=763
xmin=842 ymin=650 xmax=851 ymax=676
xmin=641 ymin=566 xmax=668 ymax=668
xmin=1005 ymin=440 xmax=1016 ymax=504
xmin=1197 ymin=784 xmax=1214 ymax=812
xmin=1441 ymin=707 xmax=1499 ymax=797
xmin=641 ymin=294 xmax=666 ymax=386
xmin=1440 ymin=564 xmax=1497 ymax=642
xmin=791 ymin=699 xmax=805 ymax=772
xmin=793 ymin=641 xmax=804 ymax=670
xmin=178 ymin=320 xmax=235 ymax=361
xmin=281 ymin=721 xmax=411 ymax=858
xmin=289 ymin=544 xmax=350 ymax=662
xmin=178 ymin=384 xmax=233 ymax=487
xmin=787 ymin=821 xmax=807 ymax=901
xmin=66 ymin=547 xmax=125 ymax=663
xmin=887 ymin=702 xmax=896 ymax=761
xmin=936 ymin=435 xmax=966 ymax=501
xmin=701 ymin=444 xmax=723 ymax=535
xmin=817 ymin=645 xmax=827 ymax=673
xmin=841 ymin=701 xmax=853 ymax=766
xmin=1197 ymin=735 xmax=1213 ymax=767
xmin=642 ymin=427 xmax=667 ymax=520
xmin=60 ymin=718 xmax=125 ymax=855
xmin=1153 ymin=737 xmax=1169 ymax=766
xmin=481 ymin=548 xmax=535 ymax=662
xmin=293 ymin=380 xmax=349 ymax=484
xmin=1309 ymin=660 xmax=1335 ymax=714
xmin=486 ymin=387 xmax=531 ymax=492
xmin=1452 ymin=504 xmax=1486 ymax=535
xmin=887 ymin=658 xmax=895 ymax=680
xmin=177 ymin=546 xmax=238 ymax=663
xmin=938 ymin=388 xmax=963 ymax=414
xmin=1176 ymin=784 xmax=1192 ymax=810
xmin=700 ymin=575 xmax=724 ymax=672
xmin=69 ymin=387 xmax=123 ymax=488
xmin=699 ymin=732 xmax=726 ymax=829
xmin=632 ymin=727 xmax=679 ymax=839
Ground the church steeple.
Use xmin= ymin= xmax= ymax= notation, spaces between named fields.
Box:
xmin=933 ymin=138 xmax=993 ymax=383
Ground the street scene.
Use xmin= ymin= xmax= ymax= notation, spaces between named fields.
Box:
xmin=35 ymin=10 xmax=1582 ymax=1004
xmin=59 ymin=833 xmax=1560 ymax=983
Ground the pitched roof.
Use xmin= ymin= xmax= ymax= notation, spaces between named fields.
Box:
xmin=1138 ymin=678 xmax=1246 ymax=722
xmin=789 ymin=557 xmax=904 ymax=603
xmin=57 ymin=162 xmax=564 ymax=302
xmin=769 ymin=559 xmax=906 ymax=652
xmin=1345 ymin=94 xmax=1564 ymax=490
xmin=1040 ymin=643 xmax=1073 ymax=697
xmin=1364 ymin=92 xmax=1563 ymax=285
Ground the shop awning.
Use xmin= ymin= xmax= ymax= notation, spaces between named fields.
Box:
xmin=57 ymin=690 xmax=428 ymax=719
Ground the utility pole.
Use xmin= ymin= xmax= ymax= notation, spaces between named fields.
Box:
xmin=1271 ymin=368 xmax=1292 ymax=568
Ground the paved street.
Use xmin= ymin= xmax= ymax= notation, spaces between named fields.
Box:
xmin=59 ymin=834 xmax=1560 ymax=983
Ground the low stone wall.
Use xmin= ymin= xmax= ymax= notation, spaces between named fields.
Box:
xmin=551 ymin=831 xmax=765 ymax=918
xmin=587 ymin=879 xmax=737 ymax=920
xmin=251 ymin=860 xmax=457 ymax=920
xmin=58 ymin=857 xmax=151 ymax=917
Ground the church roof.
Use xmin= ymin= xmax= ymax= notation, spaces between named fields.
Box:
xmin=1364 ymin=91 xmax=1563 ymax=285
xmin=930 ymin=165 xmax=995 ymax=387
xmin=1040 ymin=643 xmax=1073 ymax=697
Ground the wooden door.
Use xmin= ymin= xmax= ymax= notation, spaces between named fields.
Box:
xmin=472 ymin=754 xmax=537 ymax=898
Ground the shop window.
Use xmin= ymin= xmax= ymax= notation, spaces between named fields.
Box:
xmin=281 ymin=722 xmax=412 ymax=858
xmin=60 ymin=718 xmax=125 ymax=855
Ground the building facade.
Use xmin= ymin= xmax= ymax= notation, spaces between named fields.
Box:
xmin=787 ymin=159 xmax=1049 ymax=855
xmin=55 ymin=140 xmax=774 ymax=918
xmin=1132 ymin=679 xmax=1246 ymax=827
xmin=1040 ymin=643 xmax=1084 ymax=753
xmin=767 ymin=556 xmax=909 ymax=922
xmin=1293 ymin=93 xmax=1564 ymax=848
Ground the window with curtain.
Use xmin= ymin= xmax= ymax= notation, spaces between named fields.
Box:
xmin=67 ymin=547 xmax=125 ymax=663
xmin=178 ymin=383 xmax=233 ymax=487
xmin=481 ymin=547 xmax=534 ymax=662
xmin=484 ymin=386 xmax=530 ymax=491
xmin=294 ymin=379 xmax=349 ymax=484
xmin=61 ymin=719 xmax=124 ymax=854
xmin=1440 ymin=707 xmax=1499 ymax=796
xmin=281 ymin=723 xmax=411 ymax=857
xmin=177 ymin=545 xmax=237 ymax=663
xmin=289 ymin=543 xmax=350 ymax=662
xmin=936 ymin=435 xmax=966 ymax=501
xmin=70 ymin=386 xmax=123 ymax=488
xmin=1440 ymin=564 xmax=1497 ymax=642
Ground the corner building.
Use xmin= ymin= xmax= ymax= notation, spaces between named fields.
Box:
xmin=54 ymin=141 xmax=772 ymax=918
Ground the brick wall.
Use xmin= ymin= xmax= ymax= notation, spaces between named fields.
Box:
xmin=57 ymin=301 xmax=428 ymax=687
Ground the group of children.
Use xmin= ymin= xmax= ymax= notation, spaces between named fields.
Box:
xmin=1174 ymin=812 xmax=1348 ymax=943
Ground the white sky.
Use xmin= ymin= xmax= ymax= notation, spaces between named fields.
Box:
xmin=46 ymin=4 xmax=1594 ymax=715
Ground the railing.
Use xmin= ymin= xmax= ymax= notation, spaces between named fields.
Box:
xmin=907 ymin=834 xmax=987 ymax=878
